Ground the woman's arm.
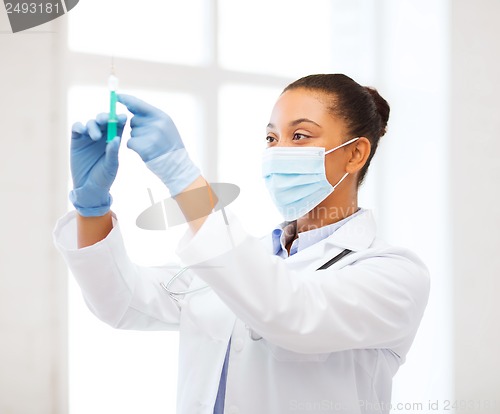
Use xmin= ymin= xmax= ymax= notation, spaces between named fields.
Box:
xmin=174 ymin=175 xmax=218 ymax=235
xmin=55 ymin=211 xmax=193 ymax=331
xmin=74 ymin=174 xmax=216 ymax=248
xmin=176 ymin=210 xmax=430 ymax=356
xmin=76 ymin=211 xmax=113 ymax=248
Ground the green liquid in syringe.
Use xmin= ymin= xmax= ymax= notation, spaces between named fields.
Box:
xmin=107 ymin=75 xmax=118 ymax=143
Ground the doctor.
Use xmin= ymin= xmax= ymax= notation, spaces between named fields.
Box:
xmin=54 ymin=74 xmax=430 ymax=414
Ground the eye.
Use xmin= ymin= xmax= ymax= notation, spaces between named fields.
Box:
xmin=266 ymin=135 xmax=277 ymax=144
xmin=293 ymin=133 xmax=310 ymax=140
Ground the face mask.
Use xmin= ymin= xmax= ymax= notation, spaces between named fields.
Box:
xmin=262 ymin=137 xmax=359 ymax=221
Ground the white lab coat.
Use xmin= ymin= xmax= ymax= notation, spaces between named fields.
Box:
xmin=53 ymin=208 xmax=430 ymax=414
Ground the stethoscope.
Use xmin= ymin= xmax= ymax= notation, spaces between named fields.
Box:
xmin=160 ymin=248 xmax=353 ymax=306
xmin=160 ymin=265 xmax=222 ymax=303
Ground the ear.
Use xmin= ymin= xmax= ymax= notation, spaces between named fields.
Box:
xmin=345 ymin=137 xmax=371 ymax=174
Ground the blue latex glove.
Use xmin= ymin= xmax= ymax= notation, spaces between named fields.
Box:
xmin=117 ymin=94 xmax=201 ymax=197
xmin=69 ymin=112 xmax=127 ymax=217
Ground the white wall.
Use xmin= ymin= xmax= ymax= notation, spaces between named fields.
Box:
xmin=375 ymin=0 xmax=454 ymax=409
xmin=1 ymin=1 xmax=499 ymax=413
xmin=0 ymin=14 xmax=67 ymax=414
xmin=451 ymin=0 xmax=500 ymax=411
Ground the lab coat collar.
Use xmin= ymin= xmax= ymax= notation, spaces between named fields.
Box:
xmin=271 ymin=208 xmax=367 ymax=256
xmin=262 ymin=209 xmax=377 ymax=266
xmin=323 ymin=208 xmax=377 ymax=251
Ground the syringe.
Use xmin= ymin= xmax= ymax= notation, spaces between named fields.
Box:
xmin=106 ymin=70 xmax=119 ymax=143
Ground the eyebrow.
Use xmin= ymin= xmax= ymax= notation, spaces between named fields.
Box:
xmin=267 ymin=118 xmax=322 ymax=129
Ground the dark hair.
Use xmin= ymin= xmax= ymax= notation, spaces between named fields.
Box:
xmin=283 ymin=74 xmax=390 ymax=187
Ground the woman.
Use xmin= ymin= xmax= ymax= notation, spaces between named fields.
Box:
xmin=54 ymin=74 xmax=430 ymax=414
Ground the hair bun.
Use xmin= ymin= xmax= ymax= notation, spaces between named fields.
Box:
xmin=364 ymin=86 xmax=390 ymax=137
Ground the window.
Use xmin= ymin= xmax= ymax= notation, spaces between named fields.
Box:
xmin=68 ymin=0 xmax=210 ymax=66
xmin=67 ymin=2 xmax=354 ymax=412
xmin=66 ymin=1 xmax=448 ymax=412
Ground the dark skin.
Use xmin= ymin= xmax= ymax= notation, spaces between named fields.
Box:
xmin=76 ymin=88 xmax=372 ymax=251
xmin=265 ymin=88 xmax=372 ymax=254
xmin=76 ymin=175 xmax=211 ymax=248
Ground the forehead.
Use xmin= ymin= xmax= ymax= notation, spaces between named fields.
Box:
xmin=269 ymin=88 xmax=334 ymax=126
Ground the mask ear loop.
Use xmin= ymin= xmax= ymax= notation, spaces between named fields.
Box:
xmin=325 ymin=137 xmax=360 ymax=190
xmin=331 ymin=172 xmax=350 ymax=190
xmin=325 ymin=136 xmax=360 ymax=155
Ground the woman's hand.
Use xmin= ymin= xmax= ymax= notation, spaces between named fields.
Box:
xmin=117 ymin=93 xmax=184 ymax=162
xmin=117 ymin=94 xmax=200 ymax=197
xmin=69 ymin=113 xmax=127 ymax=217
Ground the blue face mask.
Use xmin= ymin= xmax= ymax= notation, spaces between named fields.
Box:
xmin=262 ymin=137 xmax=360 ymax=221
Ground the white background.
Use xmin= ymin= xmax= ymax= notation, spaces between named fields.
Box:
xmin=1 ymin=0 xmax=498 ymax=413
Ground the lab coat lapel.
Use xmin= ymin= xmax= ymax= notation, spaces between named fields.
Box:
xmin=261 ymin=209 xmax=377 ymax=270
xmin=323 ymin=209 xmax=377 ymax=251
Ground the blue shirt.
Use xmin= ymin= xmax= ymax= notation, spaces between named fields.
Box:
xmin=213 ymin=209 xmax=364 ymax=413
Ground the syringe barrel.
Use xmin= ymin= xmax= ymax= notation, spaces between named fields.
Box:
xmin=107 ymin=89 xmax=118 ymax=143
